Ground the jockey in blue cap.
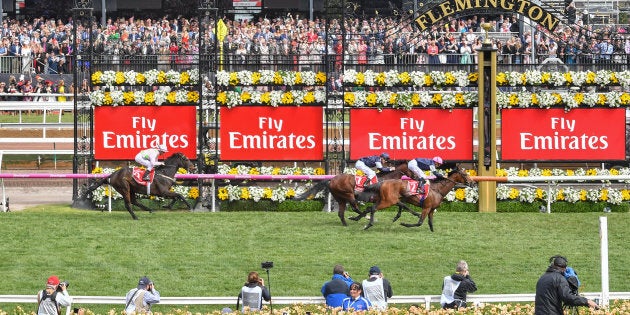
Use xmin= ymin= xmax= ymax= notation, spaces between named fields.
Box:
xmin=355 ymin=153 xmax=394 ymax=185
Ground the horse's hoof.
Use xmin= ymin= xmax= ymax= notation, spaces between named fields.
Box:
xmin=392 ymin=217 xmax=400 ymax=223
xmin=363 ymin=224 xmax=373 ymax=230
xmin=400 ymin=223 xmax=416 ymax=228
xmin=348 ymin=216 xmax=360 ymax=221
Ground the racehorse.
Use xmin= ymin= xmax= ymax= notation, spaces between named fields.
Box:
xmin=295 ymin=160 xmax=414 ymax=226
xmin=356 ymin=167 xmax=475 ymax=230
xmin=82 ymin=152 xmax=195 ymax=220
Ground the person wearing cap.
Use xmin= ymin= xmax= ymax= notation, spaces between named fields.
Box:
xmin=135 ymin=144 xmax=169 ymax=181
xmin=535 ymin=256 xmax=598 ymax=314
xmin=321 ymin=264 xmax=354 ymax=308
xmin=355 ymin=153 xmax=394 ymax=185
xmin=237 ymin=271 xmax=270 ymax=312
xmin=361 ymin=266 xmax=393 ymax=311
xmin=37 ymin=275 xmax=73 ymax=315
xmin=125 ymin=276 xmax=160 ymax=314
xmin=440 ymin=260 xmax=477 ymax=309
xmin=342 ymin=282 xmax=371 ymax=311
xmin=408 ymin=156 xmax=445 ymax=194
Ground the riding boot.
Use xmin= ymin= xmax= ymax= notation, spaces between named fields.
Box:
xmin=417 ymin=179 xmax=426 ymax=194
xmin=142 ymin=170 xmax=151 ymax=181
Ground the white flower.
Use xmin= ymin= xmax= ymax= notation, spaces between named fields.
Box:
xmin=216 ymin=70 xmax=230 ymax=86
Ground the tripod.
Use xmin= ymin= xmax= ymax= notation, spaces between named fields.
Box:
xmin=264 ymin=267 xmax=272 ymax=314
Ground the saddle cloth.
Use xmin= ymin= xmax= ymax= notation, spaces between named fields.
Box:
xmin=132 ymin=167 xmax=154 ymax=186
xmin=353 ymin=175 xmax=370 ymax=192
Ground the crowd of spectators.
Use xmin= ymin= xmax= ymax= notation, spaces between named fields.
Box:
xmin=0 ymin=10 xmax=629 ymax=93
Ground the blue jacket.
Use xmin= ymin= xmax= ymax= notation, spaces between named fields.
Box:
xmin=359 ymin=156 xmax=381 ymax=167
xmin=321 ymin=274 xmax=353 ymax=308
xmin=342 ymin=296 xmax=372 ymax=311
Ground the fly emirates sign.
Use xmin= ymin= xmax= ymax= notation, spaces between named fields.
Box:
xmin=501 ymin=108 xmax=626 ymax=161
xmin=94 ymin=106 xmax=197 ymax=160
xmin=219 ymin=106 xmax=323 ymax=160
xmin=350 ymin=109 xmax=473 ymax=160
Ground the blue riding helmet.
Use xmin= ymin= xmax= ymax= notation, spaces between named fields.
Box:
xmin=380 ymin=153 xmax=390 ymax=160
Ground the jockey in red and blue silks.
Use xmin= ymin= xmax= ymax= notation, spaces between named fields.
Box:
xmin=355 ymin=153 xmax=394 ymax=185
xmin=408 ymin=156 xmax=444 ymax=183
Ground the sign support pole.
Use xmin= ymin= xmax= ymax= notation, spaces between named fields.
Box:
xmin=477 ymin=25 xmax=497 ymax=212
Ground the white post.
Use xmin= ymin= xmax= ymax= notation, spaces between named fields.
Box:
xmin=107 ymin=184 xmax=111 ymax=212
xmin=211 ymin=179 xmax=216 ymax=212
xmin=599 ymin=216 xmax=609 ymax=308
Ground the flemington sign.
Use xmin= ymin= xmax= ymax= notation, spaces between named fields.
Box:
xmin=415 ymin=0 xmax=560 ymax=32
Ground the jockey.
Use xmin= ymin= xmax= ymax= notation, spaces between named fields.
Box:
xmin=355 ymin=153 xmax=394 ymax=185
xmin=408 ymin=156 xmax=444 ymax=191
xmin=135 ymin=144 xmax=169 ymax=181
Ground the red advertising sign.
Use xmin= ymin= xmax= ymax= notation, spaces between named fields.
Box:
xmin=219 ymin=106 xmax=323 ymax=160
xmin=501 ymin=108 xmax=626 ymax=161
xmin=350 ymin=109 xmax=473 ymax=160
xmin=94 ymin=106 xmax=197 ymax=160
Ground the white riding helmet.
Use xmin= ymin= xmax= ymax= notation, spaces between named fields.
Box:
xmin=156 ymin=144 xmax=168 ymax=152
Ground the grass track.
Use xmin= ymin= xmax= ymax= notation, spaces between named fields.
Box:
xmin=0 ymin=207 xmax=628 ymax=312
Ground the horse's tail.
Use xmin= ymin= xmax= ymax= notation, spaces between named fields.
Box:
xmin=80 ymin=176 xmax=111 ymax=199
xmin=295 ymin=180 xmax=330 ymax=200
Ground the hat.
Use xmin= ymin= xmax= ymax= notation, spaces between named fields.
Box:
xmin=47 ymin=275 xmax=60 ymax=286
xmin=156 ymin=144 xmax=168 ymax=152
xmin=552 ymin=256 xmax=568 ymax=268
xmin=369 ymin=266 xmax=381 ymax=275
xmin=138 ymin=276 xmax=152 ymax=287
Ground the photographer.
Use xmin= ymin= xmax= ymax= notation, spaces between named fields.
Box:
xmin=321 ymin=264 xmax=354 ymax=308
xmin=535 ymin=256 xmax=598 ymax=315
xmin=237 ymin=271 xmax=270 ymax=312
xmin=125 ymin=276 xmax=161 ymax=314
xmin=37 ymin=275 xmax=73 ymax=315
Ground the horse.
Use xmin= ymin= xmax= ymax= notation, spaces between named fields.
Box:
xmin=356 ymin=167 xmax=475 ymax=230
xmin=295 ymin=160 xmax=414 ymax=226
xmin=82 ymin=152 xmax=196 ymax=220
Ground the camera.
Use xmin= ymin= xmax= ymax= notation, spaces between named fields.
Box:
xmin=57 ymin=281 xmax=69 ymax=292
xmin=261 ymin=261 xmax=274 ymax=269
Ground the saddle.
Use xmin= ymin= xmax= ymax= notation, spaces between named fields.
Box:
xmin=132 ymin=167 xmax=155 ymax=186
xmin=353 ymin=175 xmax=370 ymax=192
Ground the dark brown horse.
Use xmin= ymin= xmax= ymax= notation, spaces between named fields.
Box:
xmin=83 ymin=152 xmax=195 ymax=220
xmin=295 ymin=160 xmax=414 ymax=226
xmin=356 ymin=167 xmax=475 ymax=230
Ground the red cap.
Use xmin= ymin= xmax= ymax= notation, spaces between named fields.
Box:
xmin=47 ymin=275 xmax=60 ymax=286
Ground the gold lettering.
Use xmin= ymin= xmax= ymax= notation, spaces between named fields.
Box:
xmin=439 ymin=2 xmax=455 ymax=17
xmin=426 ymin=9 xmax=443 ymax=24
xmin=454 ymin=0 xmax=473 ymax=11
xmin=539 ymin=12 xmax=560 ymax=31
xmin=515 ymin=0 xmax=530 ymax=13
xmin=500 ymin=0 xmax=514 ymax=10
xmin=415 ymin=15 xmax=430 ymax=31
xmin=528 ymin=6 xmax=543 ymax=20
xmin=483 ymin=0 xmax=498 ymax=8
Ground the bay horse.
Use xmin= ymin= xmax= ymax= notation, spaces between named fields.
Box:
xmin=82 ymin=152 xmax=195 ymax=220
xmin=295 ymin=160 xmax=414 ymax=226
xmin=356 ymin=167 xmax=475 ymax=230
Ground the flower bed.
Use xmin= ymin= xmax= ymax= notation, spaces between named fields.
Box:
xmin=91 ymin=69 xmax=200 ymax=86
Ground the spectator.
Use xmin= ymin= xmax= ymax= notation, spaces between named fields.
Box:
xmin=37 ymin=275 xmax=72 ymax=315
xmin=535 ymin=256 xmax=598 ymax=315
xmin=237 ymin=271 xmax=271 ymax=312
xmin=342 ymin=282 xmax=371 ymax=311
xmin=440 ymin=260 xmax=477 ymax=309
xmin=125 ymin=276 xmax=161 ymax=314
xmin=57 ymin=79 xmax=66 ymax=102
xmin=321 ymin=264 xmax=353 ymax=308
xmin=361 ymin=266 xmax=393 ymax=311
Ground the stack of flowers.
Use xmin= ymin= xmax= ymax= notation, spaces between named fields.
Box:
xmin=216 ymin=89 xmax=326 ymax=108
xmin=497 ymin=90 xmax=630 ymax=110
xmin=91 ymin=69 xmax=200 ymax=86
xmin=89 ymin=89 xmax=199 ymax=106
xmin=343 ymin=90 xmax=477 ymax=110
xmin=342 ymin=69 xmax=477 ymax=87
xmin=216 ymin=70 xmax=327 ymax=86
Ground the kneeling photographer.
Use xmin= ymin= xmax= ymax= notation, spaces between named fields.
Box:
xmin=37 ymin=275 xmax=73 ymax=315
xmin=237 ymin=269 xmax=271 ymax=312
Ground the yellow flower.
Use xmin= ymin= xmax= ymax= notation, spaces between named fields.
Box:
xmin=566 ymin=169 xmax=574 ymax=176
xmin=454 ymin=188 xmax=466 ymax=200
xmin=103 ymin=93 xmax=113 ymax=105
xmin=466 ymin=169 xmax=477 ymax=177
xmin=252 ymin=72 xmax=261 ymax=84
xmin=620 ymin=92 xmax=630 ymax=106
xmin=260 ymin=92 xmax=271 ymax=104
xmin=541 ymin=169 xmax=552 ymax=176
xmin=579 ymin=190 xmax=587 ymax=201
xmin=600 ymin=189 xmax=609 ymax=201
xmin=344 ymin=93 xmax=355 ymax=106
xmin=123 ymin=91 xmax=134 ymax=105
xmin=496 ymin=168 xmax=507 ymax=177
xmin=517 ymin=169 xmax=529 ymax=177
xmin=273 ymin=72 xmax=283 ymax=85
xmin=286 ymin=188 xmax=296 ymax=198
xmin=411 ymin=93 xmax=420 ymax=106
xmin=229 ymin=72 xmax=239 ymax=85
xmin=157 ymin=71 xmax=167 ymax=84
xmin=218 ymin=187 xmax=228 ymax=200
xmin=520 ymin=73 xmax=527 ymax=85
xmin=366 ymin=93 xmax=377 ymax=106
xmin=556 ymin=189 xmax=565 ymax=201
xmin=509 ymin=188 xmax=519 ymax=199
xmin=228 ymin=168 xmax=238 ymax=175
xmin=508 ymin=94 xmax=519 ymax=106
xmin=424 ymin=75 xmax=433 ymax=86
xmin=610 ymin=168 xmax=619 ymax=175
xmin=552 ymin=93 xmax=562 ymax=105
xmin=611 ymin=72 xmax=619 ymax=84
xmin=281 ymin=92 xmax=294 ymax=104
xmin=468 ymin=72 xmax=478 ymax=83
xmin=240 ymin=187 xmax=250 ymax=199
xmin=586 ymin=168 xmax=598 ymax=176
xmin=315 ymin=72 xmax=327 ymax=84
xmin=295 ymin=72 xmax=303 ymax=85
xmin=241 ymin=91 xmax=251 ymax=103
xmin=356 ymin=170 xmax=365 ymax=176
xmin=216 ymin=92 xmax=227 ymax=104
xmin=399 ymin=72 xmax=411 ymax=84
xmin=180 ymin=72 xmax=190 ymax=85
xmin=355 ymin=72 xmax=365 ymax=85
xmin=187 ymin=91 xmax=199 ymax=103
xmin=621 ymin=189 xmax=630 ymax=201
xmin=431 ymin=93 xmax=442 ymax=105
xmin=263 ymin=187 xmax=273 ymax=199
xmin=563 ymin=72 xmax=572 ymax=84
xmin=303 ymin=92 xmax=315 ymax=104
xmin=541 ymin=72 xmax=551 ymax=84
xmin=249 ymin=168 xmax=260 ymax=175
xmin=375 ymin=73 xmax=386 ymax=86
xmin=315 ymin=168 xmax=325 ymax=175
xmin=91 ymin=71 xmax=103 ymax=84
xmin=187 ymin=187 xmax=200 ymax=199
xmin=114 ymin=72 xmax=125 ymax=85
xmin=585 ymin=71 xmax=596 ymax=84
xmin=271 ymin=167 xmax=281 ymax=175
xmin=574 ymin=93 xmax=584 ymax=105
xmin=496 ymin=73 xmax=507 ymax=85
xmin=91 ymin=167 xmax=103 ymax=174
xmin=535 ymin=188 xmax=544 ymax=199
xmin=454 ymin=93 xmax=465 ymax=106
xmin=531 ymin=94 xmax=539 ymax=105
xmin=166 ymin=91 xmax=177 ymax=104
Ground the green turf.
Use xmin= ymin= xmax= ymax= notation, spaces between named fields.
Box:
xmin=0 ymin=207 xmax=627 ymax=313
